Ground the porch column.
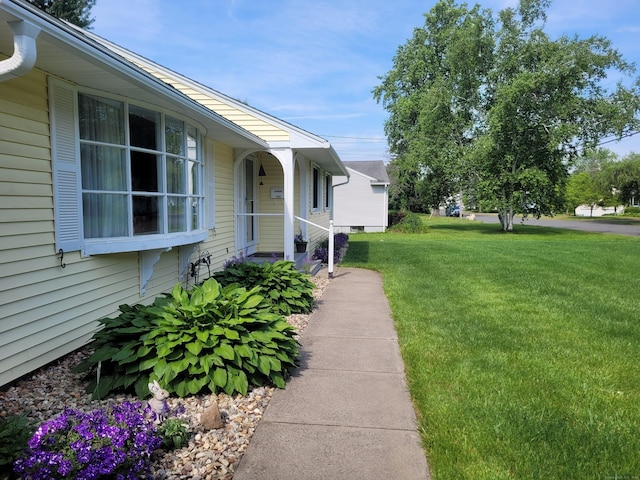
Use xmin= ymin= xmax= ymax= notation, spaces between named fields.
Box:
xmin=270 ymin=148 xmax=295 ymax=260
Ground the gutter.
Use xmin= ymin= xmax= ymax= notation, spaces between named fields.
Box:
xmin=0 ymin=19 xmax=40 ymax=82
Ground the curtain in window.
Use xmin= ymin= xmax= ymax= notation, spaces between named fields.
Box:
xmin=79 ymin=94 xmax=129 ymax=238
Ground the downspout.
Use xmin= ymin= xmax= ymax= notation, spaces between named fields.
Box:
xmin=0 ymin=19 xmax=41 ymax=83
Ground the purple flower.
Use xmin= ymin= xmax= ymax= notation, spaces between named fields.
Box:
xmin=14 ymin=402 xmax=161 ymax=479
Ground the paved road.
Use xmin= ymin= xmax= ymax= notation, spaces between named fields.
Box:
xmin=473 ymin=213 xmax=640 ymax=237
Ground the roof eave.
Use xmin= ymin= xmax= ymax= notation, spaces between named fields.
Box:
xmin=0 ymin=0 xmax=268 ymax=150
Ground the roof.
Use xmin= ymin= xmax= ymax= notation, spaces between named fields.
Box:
xmin=66 ymin=22 xmax=349 ymax=177
xmin=343 ymin=161 xmax=389 ymax=185
xmin=0 ymin=0 xmax=267 ymax=150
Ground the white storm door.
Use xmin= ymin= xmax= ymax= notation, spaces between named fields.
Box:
xmin=241 ymin=158 xmax=258 ymax=254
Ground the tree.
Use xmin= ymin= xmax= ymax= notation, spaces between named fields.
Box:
xmin=373 ymin=0 xmax=495 ymax=213
xmin=602 ymin=153 xmax=640 ymax=206
xmin=567 ymin=149 xmax=619 ymax=214
xmin=566 ymin=171 xmax=600 ymax=216
xmin=386 ymin=156 xmax=430 ymax=212
xmin=27 ymin=0 xmax=96 ymax=28
xmin=375 ymin=0 xmax=640 ymax=231
xmin=475 ymin=0 xmax=640 ymax=231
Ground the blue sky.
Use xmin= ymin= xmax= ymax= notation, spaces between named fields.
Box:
xmin=91 ymin=0 xmax=640 ymax=162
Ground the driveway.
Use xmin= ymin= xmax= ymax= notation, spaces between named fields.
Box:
xmin=473 ymin=213 xmax=640 ymax=237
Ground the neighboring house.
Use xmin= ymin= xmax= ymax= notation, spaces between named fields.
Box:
xmin=575 ymin=205 xmax=624 ymax=217
xmin=332 ymin=161 xmax=389 ymax=233
xmin=0 ymin=0 xmax=346 ymax=387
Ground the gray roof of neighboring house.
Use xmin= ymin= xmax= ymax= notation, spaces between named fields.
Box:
xmin=343 ymin=161 xmax=390 ymax=184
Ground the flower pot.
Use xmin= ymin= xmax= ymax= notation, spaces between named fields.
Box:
xmin=295 ymin=242 xmax=307 ymax=253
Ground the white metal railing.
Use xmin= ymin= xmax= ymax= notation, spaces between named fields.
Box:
xmin=296 ymin=216 xmax=334 ymax=278
xmin=235 ymin=213 xmax=335 ymax=278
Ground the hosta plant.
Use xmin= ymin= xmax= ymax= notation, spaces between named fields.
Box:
xmin=13 ymin=402 xmax=160 ymax=480
xmin=72 ymin=301 xmax=163 ymax=400
xmin=214 ymin=259 xmax=315 ymax=315
xmin=74 ymin=279 xmax=299 ymax=399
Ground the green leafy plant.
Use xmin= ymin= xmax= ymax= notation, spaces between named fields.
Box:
xmin=621 ymin=206 xmax=640 ymax=216
xmin=214 ymin=259 xmax=316 ymax=315
xmin=72 ymin=301 xmax=162 ymax=399
xmin=388 ymin=211 xmax=428 ymax=233
xmin=75 ymin=279 xmax=299 ymax=399
xmin=156 ymin=417 xmax=189 ymax=450
xmin=0 ymin=414 xmax=35 ymax=478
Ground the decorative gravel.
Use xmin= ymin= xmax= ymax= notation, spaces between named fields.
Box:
xmin=0 ymin=275 xmax=330 ymax=480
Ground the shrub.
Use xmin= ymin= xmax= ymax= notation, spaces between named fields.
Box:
xmin=388 ymin=211 xmax=428 ymax=233
xmin=388 ymin=210 xmax=407 ymax=227
xmin=622 ymin=206 xmax=640 ymax=216
xmin=13 ymin=402 xmax=160 ymax=480
xmin=0 ymin=414 xmax=35 ymax=478
xmin=74 ymin=279 xmax=299 ymax=399
xmin=312 ymin=233 xmax=349 ymax=264
xmin=214 ymin=259 xmax=315 ymax=315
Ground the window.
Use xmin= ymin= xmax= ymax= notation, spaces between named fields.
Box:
xmin=312 ymin=166 xmax=320 ymax=210
xmin=50 ymin=79 xmax=208 ymax=255
xmin=324 ymin=173 xmax=331 ymax=210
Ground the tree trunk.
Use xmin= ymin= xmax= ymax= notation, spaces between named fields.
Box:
xmin=498 ymin=207 xmax=514 ymax=231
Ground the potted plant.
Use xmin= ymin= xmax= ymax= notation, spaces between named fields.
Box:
xmin=294 ymin=233 xmax=307 ymax=253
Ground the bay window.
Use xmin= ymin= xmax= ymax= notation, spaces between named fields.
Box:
xmin=50 ymin=78 xmax=208 ymax=255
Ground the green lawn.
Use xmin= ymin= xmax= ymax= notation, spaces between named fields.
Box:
xmin=342 ymin=218 xmax=640 ymax=480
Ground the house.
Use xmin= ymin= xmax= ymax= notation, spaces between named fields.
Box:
xmin=0 ymin=0 xmax=346 ymax=387
xmin=574 ymin=205 xmax=623 ymax=217
xmin=332 ymin=161 xmax=389 ymax=233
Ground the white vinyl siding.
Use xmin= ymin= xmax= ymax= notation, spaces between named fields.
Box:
xmin=0 ymin=71 xmax=239 ymax=387
xmin=333 ymin=170 xmax=389 ymax=233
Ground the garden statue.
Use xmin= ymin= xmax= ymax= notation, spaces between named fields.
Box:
xmin=148 ymin=380 xmax=170 ymax=423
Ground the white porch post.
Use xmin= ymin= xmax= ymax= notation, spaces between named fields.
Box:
xmin=270 ymin=148 xmax=295 ymax=260
xmin=328 ymin=220 xmax=334 ymax=278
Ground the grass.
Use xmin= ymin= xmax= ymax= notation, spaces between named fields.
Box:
xmin=342 ymin=217 xmax=640 ymax=480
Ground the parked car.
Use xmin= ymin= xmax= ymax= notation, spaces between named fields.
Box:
xmin=446 ymin=205 xmax=461 ymax=217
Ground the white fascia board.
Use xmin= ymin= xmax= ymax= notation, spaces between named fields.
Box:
xmin=0 ymin=0 xmax=267 ymax=149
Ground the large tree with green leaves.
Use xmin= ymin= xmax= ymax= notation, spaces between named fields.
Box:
xmin=601 ymin=153 xmax=640 ymax=207
xmin=375 ymin=0 xmax=640 ymax=229
xmin=28 ymin=0 xmax=96 ymax=28
xmin=566 ymin=149 xmax=619 ymax=215
xmin=373 ymin=0 xmax=494 ymax=213
xmin=566 ymin=171 xmax=601 ymax=216
xmin=475 ymin=0 xmax=640 ymax=230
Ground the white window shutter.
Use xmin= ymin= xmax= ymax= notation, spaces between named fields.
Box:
xmin=206 ymin=139 xmax=215 ymax=229
xmin=48 ymin=78 xmax=83 ymax=252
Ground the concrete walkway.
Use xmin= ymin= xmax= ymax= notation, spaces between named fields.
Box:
xmin=233 ymin=267 xmax=431 ymax=480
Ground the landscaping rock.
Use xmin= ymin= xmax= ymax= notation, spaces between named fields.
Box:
xmin=202 ymin=397 xmax=224 ymax=429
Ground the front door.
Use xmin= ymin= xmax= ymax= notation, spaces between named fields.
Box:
xmin=239 ymin=157 xmax=258 ymax=255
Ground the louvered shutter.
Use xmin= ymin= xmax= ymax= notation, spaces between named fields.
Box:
xmin=48 ymin=78 xmax=83 ymax=252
